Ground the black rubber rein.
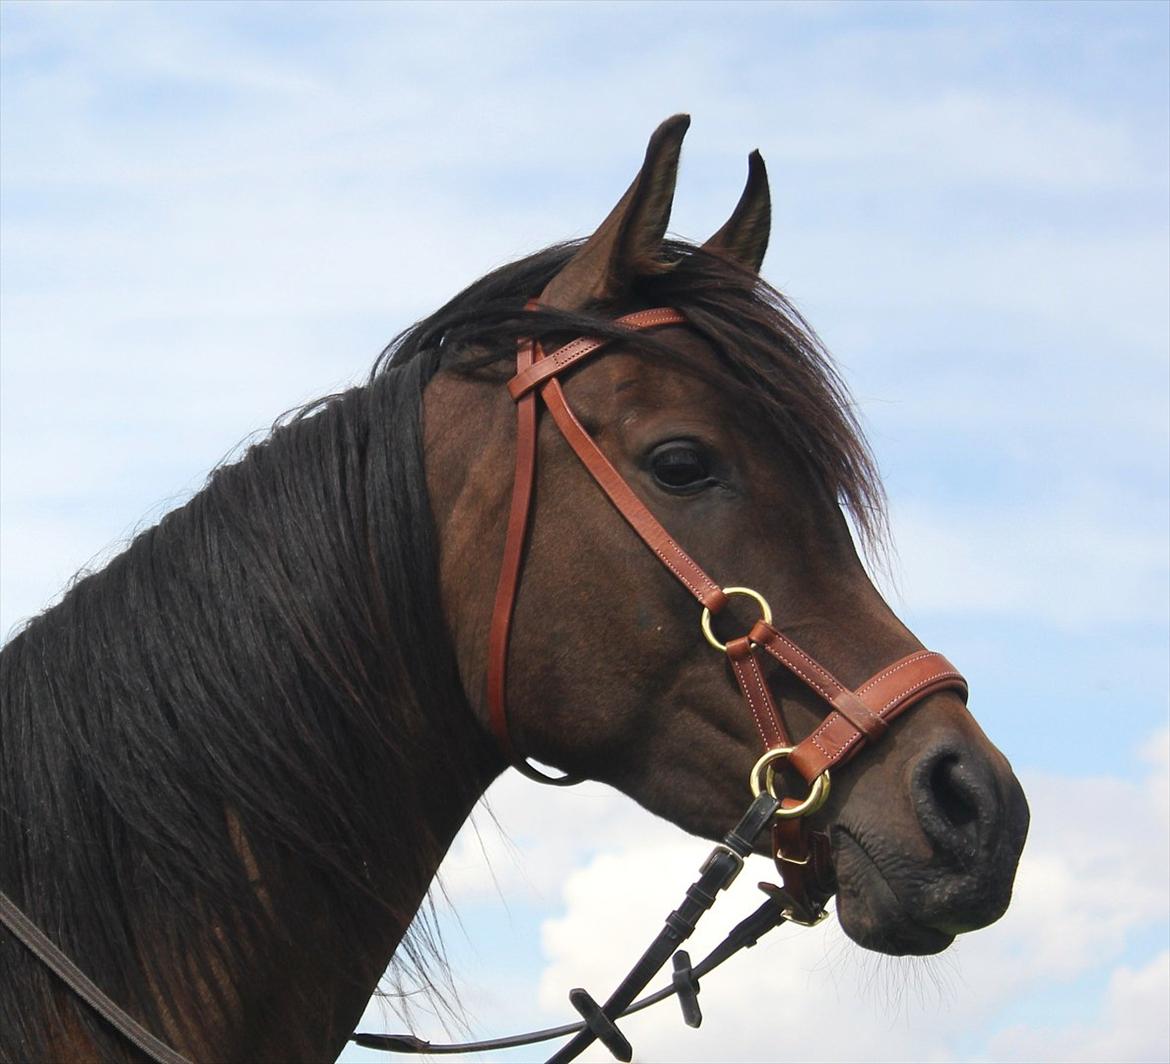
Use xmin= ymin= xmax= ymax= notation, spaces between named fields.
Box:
xmin=351 ymin=890 xmax=787 ymax=1055
xmin=351 ymin=793 xmax=781 ymax=1062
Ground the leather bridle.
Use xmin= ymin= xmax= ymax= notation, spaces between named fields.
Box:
xmin=487 ymin=304 xmax=968 ymax=913
xmin=0 ymin=305 xmax=970 ymax=1064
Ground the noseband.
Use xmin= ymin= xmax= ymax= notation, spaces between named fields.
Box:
xmin=488 ymin=304 xmax=967 ymax=904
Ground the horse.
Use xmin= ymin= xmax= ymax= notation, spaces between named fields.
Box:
xmin=0 ymin=115 xmax=1029 ymax=1063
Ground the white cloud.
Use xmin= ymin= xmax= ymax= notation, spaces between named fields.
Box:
xmin=435 ymin=777 xmax=649 ymax=909
xmin=984 ymin=950 xmax=1170 ymax=1064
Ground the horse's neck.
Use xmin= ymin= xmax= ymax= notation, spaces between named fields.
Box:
xmin=6 ymin=378 xmax=505 ymax=1061
xmin=203 ymin=753 xmax=496 ymax=1062
xmin=31 ymin=704 xmax=495 ymax=1063
xmin=38 ymin=688 xmax=498 ymax=1064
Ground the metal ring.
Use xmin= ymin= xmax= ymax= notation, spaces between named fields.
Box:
xmin=749 ymin=746 xmax=831 ymax=819
xmin=700 ymin=586 xmax=773 ymax=653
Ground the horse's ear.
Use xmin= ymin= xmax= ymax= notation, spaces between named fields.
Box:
xmin=702 ymin=150 xmax=770 ymax=273
xmin=540 ymin=114 xmax=690 ymax=310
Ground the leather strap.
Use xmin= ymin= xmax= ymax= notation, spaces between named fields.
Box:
xmin=748 ymin=620 xmax=967 ymax=782
xmin=791 ymin=649 xmax=966 ymax=782
xmin=726 ymin=636 xmax=790 ymax=749
xmin=486 ymin=336 xmax=548 ymax=777
xmin=546 ymin=794 xmax=779 ymax=1064
xmin=768 ymin=825 xmax=834 ymax=921
xmin=486 ymin=308 xmax=725 ymax=780
xmin=353 ymin=881 xmax=795 ymax=1057
xmin=539 ymin=366 xmax=727 ymax=612
xmin=0 ymin=890 xmax=193 ymax=1064
xmin=507 ymin=308 xmax=687 ymax=401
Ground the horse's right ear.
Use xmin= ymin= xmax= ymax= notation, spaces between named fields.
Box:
xmin=540 ymin=114 xmax=690 ymax=311
xmin=702 ymin=150 xmax=770 ymax=273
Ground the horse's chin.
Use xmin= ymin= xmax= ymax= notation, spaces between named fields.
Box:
xmin=831 ymin=828 xmax=956 ymax=957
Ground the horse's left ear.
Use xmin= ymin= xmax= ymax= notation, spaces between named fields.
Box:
xmin=702 ymin=150 xmax=770 ymax=273
xmin=540 ymin=114 xmax=690 ymax=310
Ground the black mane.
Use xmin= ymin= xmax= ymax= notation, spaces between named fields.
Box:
xmin=0 ymin=239 xmax=883 ymax=1057
xmin=2 ymin=344 xmax=476 ymax=1056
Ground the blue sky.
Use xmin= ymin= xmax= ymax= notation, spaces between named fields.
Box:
xmin=2 ymin=3 xmax=1167 ymax=1061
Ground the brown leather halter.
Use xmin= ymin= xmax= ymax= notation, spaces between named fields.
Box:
xmin=487 ymin=304 xmax=968 ymax=907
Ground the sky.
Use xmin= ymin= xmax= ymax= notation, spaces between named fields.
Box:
xmin=1 ymin=2 xmax=1167 ymax=1061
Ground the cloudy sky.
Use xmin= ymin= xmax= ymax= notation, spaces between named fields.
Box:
xmin=2 ymin=2 xmax=1167 ymax=1062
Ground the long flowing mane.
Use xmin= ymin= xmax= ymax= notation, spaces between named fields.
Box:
xmin=0 ymin=240 xmax=884 ymax=1057
xmin=2 ymin=346 xmax=477 ymax=1055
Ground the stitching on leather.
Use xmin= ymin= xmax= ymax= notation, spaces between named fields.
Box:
xmin=735 ymin=656 xmax=772 ymax=747
xmin=632 ymin=310 xmax=684 ymax=327
xmin=513 ymin=309 xmax=683 ymax=397
xmin=762 ymin=629 xmax=840 ymax=698
xmin=748 ymin=654 xmax=779 ymax=743
xmin=856 ymin=652 xmax=937 ymax=695
xmin=748 ymin=653 xmax=784 ymax=746
xmin=655 ymin=538 xmax=716 ymax=602
xmin=879 ymin=671 xmax=962 ymax=716
xmin=653 ymin=547 xmax=704 ymax=600
xmin=759 ymin=632 xmax=834 ymax=703
xmin=811 ymin=724 xmax=860 ymax=762
xmin=809 ymin=669 xmax=962 ymax=766
xmin=554 ymin=338 xmax=601 ymax=367
xmin=618 ymin=308 xmax=685 ymax=329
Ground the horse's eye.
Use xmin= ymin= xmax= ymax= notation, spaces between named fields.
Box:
xmin=649 ymin=441 xmax=713 ymax=492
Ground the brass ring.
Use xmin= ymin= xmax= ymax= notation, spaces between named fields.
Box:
xmin=700 ymin=586 xmax=773 ymax=653
xmin=749 ymin=746 xmax=831 ymax=819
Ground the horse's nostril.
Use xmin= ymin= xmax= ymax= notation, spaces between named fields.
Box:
xmin=929 ymin=755 xmax=980 ymax=830
xmin=913 ymin=746 xmax=997 ymax=865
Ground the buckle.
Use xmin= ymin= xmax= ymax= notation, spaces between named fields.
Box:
xmin=781 ymin=905 xmax=830 ymax=927
xmin=699 ymin=844 xmax=744 ymax=889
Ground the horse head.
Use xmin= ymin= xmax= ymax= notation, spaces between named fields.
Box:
xmin=425 ymin=115 xmax=1029 ymax=957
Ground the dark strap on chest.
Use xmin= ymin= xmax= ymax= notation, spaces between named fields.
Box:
xmin=0 ymin=890 xmax=193 ymax=1064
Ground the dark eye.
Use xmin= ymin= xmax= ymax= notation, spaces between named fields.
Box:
xmin=649 ymin=441 xmax=714 ymax=492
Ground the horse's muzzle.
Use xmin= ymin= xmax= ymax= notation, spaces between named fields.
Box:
xmin=833 ymin=741 xmax=1030 ymax=955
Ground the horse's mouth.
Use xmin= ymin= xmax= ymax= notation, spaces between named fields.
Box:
xmin=831 ymin=827 xmax=955 ymax=956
